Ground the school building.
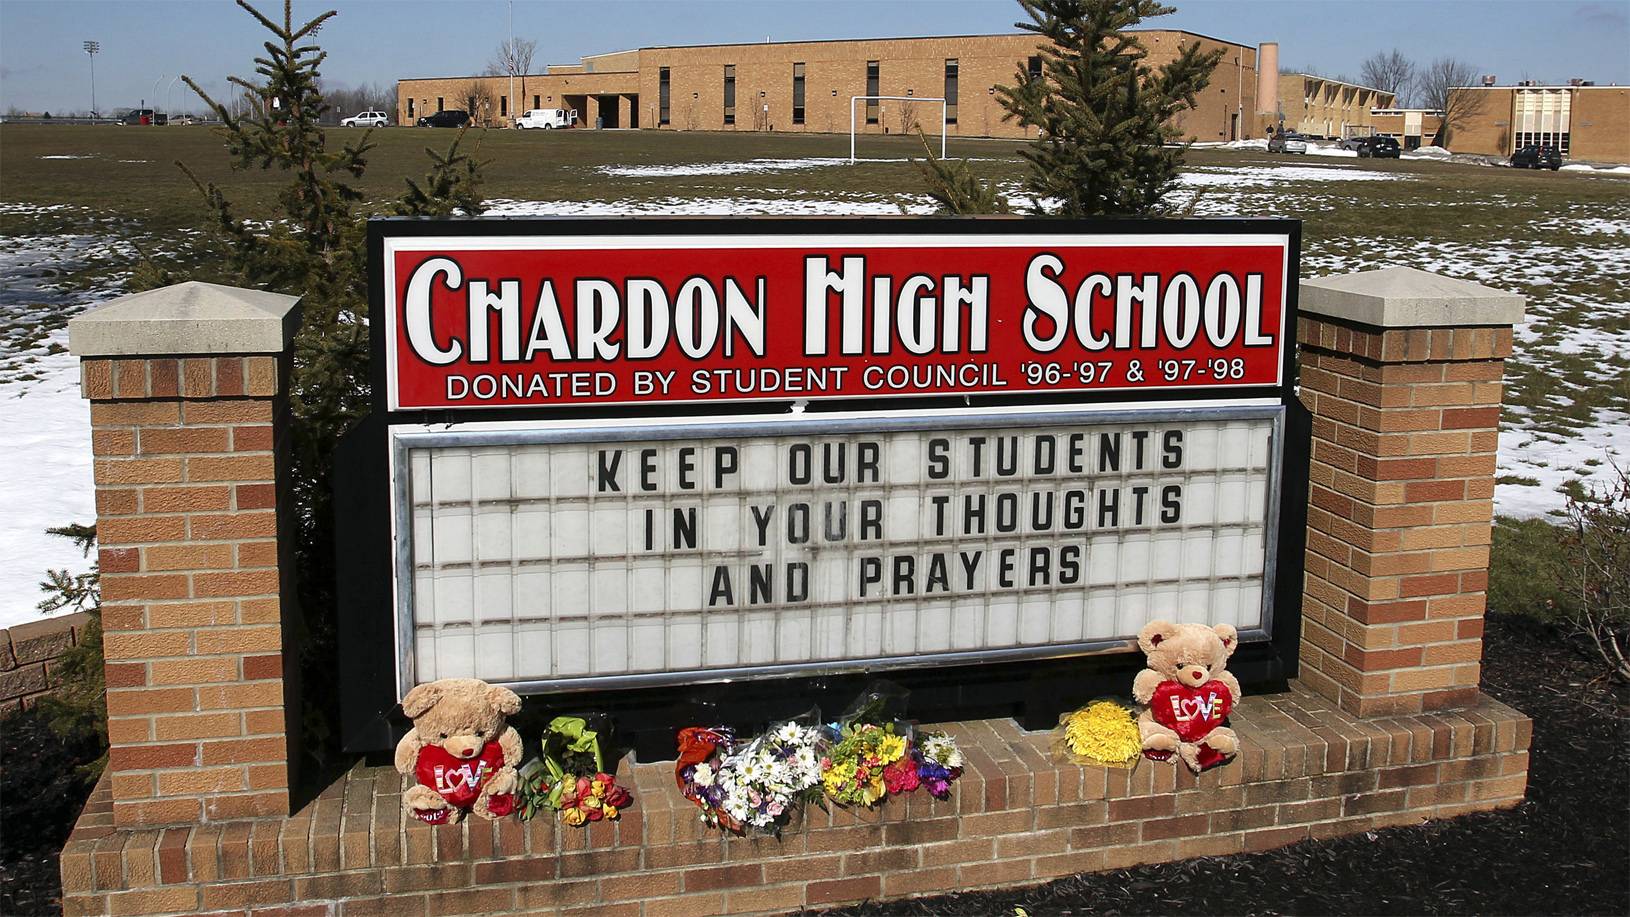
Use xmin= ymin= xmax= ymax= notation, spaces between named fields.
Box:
xmin=1443 ymin=83 xmax=1630 ymax=163
xmin=396 ymin=30 xmax=1269 ymax=142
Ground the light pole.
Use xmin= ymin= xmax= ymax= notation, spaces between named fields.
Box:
xmin=149 ymin=75 xmax=166 ymax=123
xmin=507 ymin=0 xmax=515 ymax=125
xmin=165 ymin=75 xmax=180 ymax=120
xmin=83 ymin=40 xmax=99 ymax=118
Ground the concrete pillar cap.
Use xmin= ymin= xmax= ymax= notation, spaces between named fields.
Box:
xmin=1300 ymin=266 xmax=1525 ymax=329
xmin=68 ymin=281 xmax=302 ymax=357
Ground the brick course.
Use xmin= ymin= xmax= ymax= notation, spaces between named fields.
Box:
xmin=61 ymin=689 xmax=1529 ymax=915
xmin=1297 ymin=316 xmax=1510 ymax=717
xmin=79 ymin=354 xmax=297 ymax=828
xmin=0 ymin=612 xmax=94 ymax=714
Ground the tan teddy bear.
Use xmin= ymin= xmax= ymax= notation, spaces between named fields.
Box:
xmin=1132 ymin=620 xmax=1243 ymax=773
xmin=394 ymin=678 xmax=524 ymax=824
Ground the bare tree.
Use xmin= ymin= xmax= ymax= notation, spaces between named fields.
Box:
xmin=1360 ymin=49 xmax=1415 ymax=105
xmin=457 ymin=80 xmax=496 ymax=125
xmin=896 ymin=98 xmax=920 ymax=136
xmin=489 ymin=37 xmax=538 ymax=113
xmin=1415 ymin=57 xmax=1485 ymax=144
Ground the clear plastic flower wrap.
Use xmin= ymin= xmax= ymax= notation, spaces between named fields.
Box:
xmin=712 ymin=709 xmax=828 ymax=835
xmin=821 ymin=680 xmax=964 ymax=806
xmin=1052 ymin=698 xmax=1143 ymax=769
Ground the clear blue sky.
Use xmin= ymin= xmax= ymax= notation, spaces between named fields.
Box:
xmin=3 ymin=0 xmax=1627 ymax=113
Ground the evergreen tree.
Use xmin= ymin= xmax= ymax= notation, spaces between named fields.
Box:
xmin=918 ymin=0 xmax=1223 ymax=216
xmin=176 ymin=0 xmax=486 ymax=774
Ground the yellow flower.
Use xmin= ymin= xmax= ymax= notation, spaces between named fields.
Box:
xmin=590 ymin=778 xmax=608 ymax=798
xmin=1063 ymin=701 xmax=1141 ymax=766
xmin=561 ymin=807 xmax=588 ymax=827
xmin=604 ymin=804 xmax=620 ymax=820
xmin=877 ymin=734 xmax=906 ymax=765
xmin=860 ymin=775 xmax=886 ymax=806
xmin=823 ymin=760 xmax=856 ymax=794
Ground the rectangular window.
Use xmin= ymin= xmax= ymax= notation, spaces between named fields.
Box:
xmin=533 ymin=94 xmax=540 ymax=110
xmin=659 ymin=67 xmax=671 ymax=125
xmin=500 ymin=95 xmax=507 ymax=117
xmin=724 ymin=65 xmax=736 ymax=125
xmin=1028 ymin=55 xmax=1043 ymax=82
xmin=407 ymin=99 xmax=415 ymax=118
xmin=792 ymin=62 xmax=806 ymax=124
xmin=944 ymin=59 xmax=959 ymax=125
xmin=865 ymin=60 xmax=879 ymax=124
xmin=436 ymin=97 xmax=444 ymax=112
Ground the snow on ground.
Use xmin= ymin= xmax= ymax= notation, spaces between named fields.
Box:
xmin=0 ymin=332 xmax=93 ymax=627
xmin=597 ymin=157 xmax=852 ymax=177
xmin=1403 ymin=146 xmax=1454 ymax=161
xmin=1560 ymin=163 xmax=1630 ymax=175
xmin=1178 ymin=164 xmax=1406 ymax=187
xmin=486 ymin=195 xmax=938 ymax=216
xmin=1495 ymin=414 xmax=1630 ymax=518
xmin=1303 ymin=142 xmax=1360 ymax=159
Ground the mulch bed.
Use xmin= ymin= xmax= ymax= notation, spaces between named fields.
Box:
xmin=2 ymin=614 xmax=1624 ymax=916
xmin=830 ymin=614 xmax=1630 ymax=916
xmin=0 ymin=707 xmax=103 ymax=917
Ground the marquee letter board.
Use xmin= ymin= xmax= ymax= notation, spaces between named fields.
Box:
xmin=337 ymin=217 xmax=1307 ymax=751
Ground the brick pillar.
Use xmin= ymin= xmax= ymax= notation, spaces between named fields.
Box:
xmin=1295 ymin=267 xmax=1525 ymax=717
xmin=69 ymin=281 xmax=302 ymax=827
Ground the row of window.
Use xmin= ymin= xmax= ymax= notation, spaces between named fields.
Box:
xmin=1514 ymin=130 xmax=1570 ymax=155
xmin=655 ymin=57 xmax=1045 ymax=127
xmin=408 ymin=93 xmax=553 ymax=119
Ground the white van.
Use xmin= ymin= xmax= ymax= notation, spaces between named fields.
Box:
xmin=514 ymin=108 xmax=576 ymax=130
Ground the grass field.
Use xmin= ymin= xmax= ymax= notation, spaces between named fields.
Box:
xmin=0 ymin=122 xmax=1626 ymax=619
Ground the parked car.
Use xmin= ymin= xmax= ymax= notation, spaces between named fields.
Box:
xmin=1267 ymin=131 xmax=1308 ymax=154
xmin=416 ymin=109 xmax=470 ymax=128
xmin=341 ymin=110 xmax=389 ymax=128
xmin=514 ymin=108 xmax=577 ymax=130
xmin=1510 ymin=144 xmax=1562 ymax=170
xmin=1342 ymin=135 xmax=1401 ymax=158
xmin=120 ymin=108 xmax=167 ymax=126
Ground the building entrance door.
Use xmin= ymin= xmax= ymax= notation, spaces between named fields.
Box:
xmin=597 ymin=95 xmax=621 ymax=128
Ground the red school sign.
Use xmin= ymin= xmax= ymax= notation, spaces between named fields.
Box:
xmin=377 ymin=221 xmax=1295 ymax=411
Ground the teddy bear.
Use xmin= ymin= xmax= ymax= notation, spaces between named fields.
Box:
xmin=1131 ymin=620 xmax=1242 ymax=773
xmin=394 ymin=678 xmax=524 ymax=824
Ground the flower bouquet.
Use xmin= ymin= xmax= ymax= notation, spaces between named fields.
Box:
xmin=819 ymin=681 xmax=964 ymax=808
xmin=676 ymin=726 xmax=741 ymax=831
xmin=677 ymin=720 xmax=827 ymax=835
xmin=518 ymin=715 xmax=634 ymax=825
xmin=912 ymin=730 xmax=966 ymax=798
xmin=1052 ymin=699 xmax=1142 ymax=769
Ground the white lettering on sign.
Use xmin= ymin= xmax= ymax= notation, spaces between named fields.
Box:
xmin=402 ymin=413 xmax=1275 ymax=686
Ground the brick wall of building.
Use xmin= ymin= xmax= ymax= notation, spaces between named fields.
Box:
xmin=1274 ymin=73 xmax=1394 ymax=139
xmin=1566 ymin=87 xmax=1630 ymax=163
xmin=1444 ymin=86 xmax=1630 ymax=163
xmin=0 ymin=612 xmax=93 ymax=714
xmin=396 ymin=30 xmax=1261 ymax=141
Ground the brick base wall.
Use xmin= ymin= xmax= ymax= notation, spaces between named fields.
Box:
xmin=0 ymin=612 xmax=93 ymax=715
xmin=61 ymin=684 xmax=1530 ymax=916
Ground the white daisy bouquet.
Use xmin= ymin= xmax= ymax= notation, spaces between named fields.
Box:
xmin=712 ymin=719 xmax=828 ymax=834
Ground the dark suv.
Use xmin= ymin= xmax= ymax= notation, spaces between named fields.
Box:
xmin=1510 ymin=144 xmax=1562 ymax=170
xmin=416 ymin=109 xmax=470 ymax=128
xmin=1356 ymin=135 xmax=1401 ymax=158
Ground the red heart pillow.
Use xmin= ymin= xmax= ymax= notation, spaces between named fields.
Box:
xmin=415 ymin=742 xmax=505 ymax=810
xmin=1150 ymin=680 xmax=1233 ymax=743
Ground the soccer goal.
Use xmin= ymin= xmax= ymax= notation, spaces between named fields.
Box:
xmin=849 ymin=95 xmax=947 ymax=163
